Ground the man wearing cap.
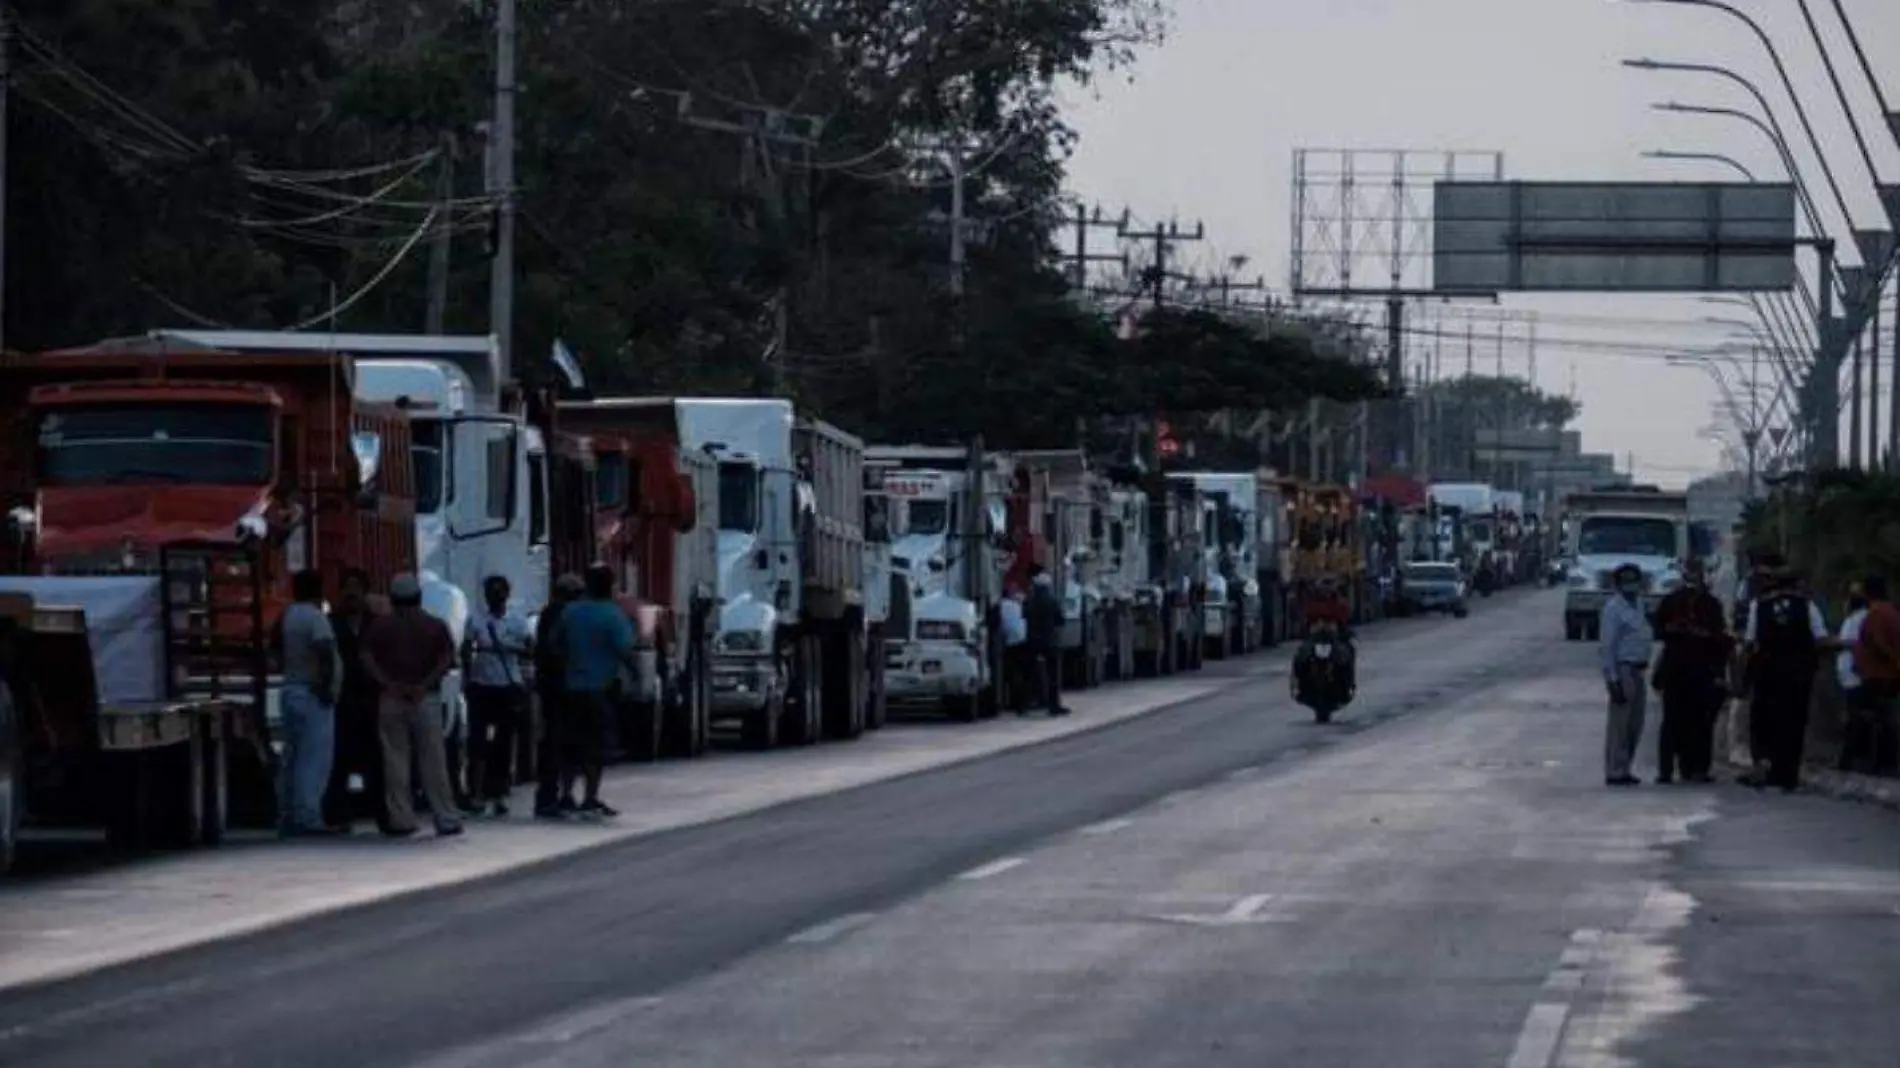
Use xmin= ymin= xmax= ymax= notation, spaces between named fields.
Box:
xmin=360 ymin=572 xmax=464 ymax=837
xmin=1598 ymin=562 xmax=1654 ymax=786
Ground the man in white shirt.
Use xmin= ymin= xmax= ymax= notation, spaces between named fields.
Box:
xmin=463 ymin=574 xmax=534 ymax=816
xmin=1835 ymin=583 xmax=1872 ymax=772
xmin=999 ymin=586 xmax=1031 ymax=714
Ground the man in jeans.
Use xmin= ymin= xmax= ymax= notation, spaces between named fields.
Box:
xmin=1598 ymin=563 xmax=1654 ymax=787
xmin=276 ymin=569 xmax=343 ymax=835
xmin=361 ymin=572 xmax=464 ymax=837
xmin=549 ymin=564 xmax=638 ymax=817
xmin=534 ymin=574 xmax=585 ymax=819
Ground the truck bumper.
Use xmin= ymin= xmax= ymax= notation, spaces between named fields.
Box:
xmin=884 ymin=640 xmax=984 ymax=700
xmin=710 ymin=654 xmax=777 ymax=716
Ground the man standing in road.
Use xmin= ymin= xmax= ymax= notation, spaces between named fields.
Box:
xmin=1651 ymin=557 xmax=1730 ymax=784
xmin=361 ymin=573 xmax=464 ymax=837
xmin=548 ymin=564 xmax=639 ymax=817
xmin=1023 ymin=565 xmax=1069 ymax=717
xmin=276 ymin=568 xmax=343 ymax=835
xmin=463 ymin=574 xmax=533 ymax=818
xmin=1741 ymin=565 xmax=1830 ymax=792
xmin=1598 ymin=563 xmax=1653 ymax=787
xmin=1851 ymin=575 xmax=1900 ymax=775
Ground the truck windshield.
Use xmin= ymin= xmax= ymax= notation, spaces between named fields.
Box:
xmin=1579 ymin=516 xmax=1676 ymax=557
xmin=412 ymin=421 xmax=445 ymax=512
xmin=718 ymin=461 xmax=759 ymax=532
xmin=906 ymin=499 xmax=949 ymax=535
xmin=36 ymin=403 xmax=272 ymax=486
xmin=1689 ymin=522 xmax=1715 ymax=558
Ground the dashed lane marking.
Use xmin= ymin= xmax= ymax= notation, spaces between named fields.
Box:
xmin=786 ymin=912 xmax=879 ymax=945
xmin=514 ymin=996 xmax=665 ymax=1045
xmin=957 ymin=857 xmax=1026 ymax=881
xmin=1504 ymin=1003 xmax=1570 ymax=1068
xmin=1079 ymin=818 xmax=1133 ymax=836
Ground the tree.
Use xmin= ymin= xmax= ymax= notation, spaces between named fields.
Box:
xmin=1422 ymin=374 xmax=1578 ymax=430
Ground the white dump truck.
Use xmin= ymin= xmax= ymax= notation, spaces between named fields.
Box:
xmin=1171 ymin=471 xmax=1267 ymax=659
xmin=1560 ymin=488 xmax=1689 ymax=640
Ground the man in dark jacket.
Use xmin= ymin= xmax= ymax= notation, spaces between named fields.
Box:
xmin=323 ymin=568 xmax=388 ymax=830
xmin=1742 ymin=565 xmax=1830 ymax=791
xmin=1022 ymin=565 xmax=1069 ymax=716
xmin=1651 ymin=558 xmax=1730 ymax=783
xmin=533 ymin=573 xmax=585 ymax=818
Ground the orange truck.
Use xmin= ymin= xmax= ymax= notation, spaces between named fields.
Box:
xmin=552 ymin=397 xmax=718 ymax=761
xmin=0 ymin=335 xmax=417 ymax=871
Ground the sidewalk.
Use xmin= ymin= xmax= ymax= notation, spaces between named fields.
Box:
xmin=0 ymin=673 xmax=1227 ymax=993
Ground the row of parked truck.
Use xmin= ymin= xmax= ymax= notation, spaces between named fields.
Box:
xmin=0 ymin=330 xmax=1375 ymax=873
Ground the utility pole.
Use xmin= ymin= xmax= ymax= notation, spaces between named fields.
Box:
xmin=0 ymin=10 xmax=12 ymax=355
xmin=1850 ymin=331 xmax=1863 ymax=469
xmin=1125 ymin=219 xmax=1204 ymax=308
xmin=1869 ymin=285 xmax=1881 ymax=469
xmin=487 ymin=0 xmax=518 ymax=384
xmin=948 ymin=147 xmax=966 ymax=300
xmin=1065 ymin=205 xmax=1127 ymax=292
xmin=425 ymin=132 xmax=456 ymax=334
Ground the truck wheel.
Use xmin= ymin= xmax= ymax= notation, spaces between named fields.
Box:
xmin=744 ymin=646 xmax=790 ymax=750
xmin=865 ymin=634 xmax=888 ymax=731
xmin=1563 ymin=617 xmax=1581 ymax=641
xmin=624 ymin=701 xmax=662 ymax=763
xmin=0 ymin=679 xmax=19 ymax=875
xmin=691 ymin=644 xmax=713 ymax=757
xmin=786 ymin=636 xmax=824 ymax=746
xmin=825 ymin=630 xmax=866 ymax=741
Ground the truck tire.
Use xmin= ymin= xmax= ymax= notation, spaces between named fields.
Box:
xmin=786 ymin=635 xmax=824 ymax=746
xmin=865 ymin=633 xmax=888 ymax=731
xmin=0 ymin=679 xmax=19 ymax=875
xmin=743 ymin=644 xmax=790 ymax=751
xmin=623 ymin=700 xmax=662 ymax=763
xmin=690 ymin=639 xmax=713 ymax=757
xmin=823 ymin=629 xmax=866 ymax=741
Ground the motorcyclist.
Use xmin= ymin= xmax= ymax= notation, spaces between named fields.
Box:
xmin=1296 ymin=576 xmax=1357 ymax=698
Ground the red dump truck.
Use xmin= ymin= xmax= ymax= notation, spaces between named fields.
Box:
xmin=0 ymin=337 xmax=417 ymax=871
xmin=553 ymin=398 xmax=718 ymax=760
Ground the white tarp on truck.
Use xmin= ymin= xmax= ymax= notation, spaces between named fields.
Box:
xmin=0 ymin=576 xmax=165 ymax=706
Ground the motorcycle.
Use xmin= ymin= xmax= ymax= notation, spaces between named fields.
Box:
xmin=1292 ymin=621 xmax=1354 ymax=724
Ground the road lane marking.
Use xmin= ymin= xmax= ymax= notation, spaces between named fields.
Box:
xmin=1504 ymin=1003 xmax=1570 ymax=1068
xmin=786 ymin=912 xmax=879 ymax=945
xmin=1150 ymin=893 xmax=1292 ymax=927
xmin=515 ymin=995 xmax=664 ymax=1045
xmin=1224 ymin=765 xmax=1263 ymax=781
xmin=1227 ymin=893 xmax=1276 ymax=920
xmin=1558 ymin=945 xmax=1592 ymax=967
xmin=1079 ymin=818 xmax=1133 ymax=835
xmin=957 ymin=857 xmax=1026 ymax=881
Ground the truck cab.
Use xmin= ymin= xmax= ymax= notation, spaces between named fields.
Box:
xmin=1561 ymin=489 xmax=1689 ymax=640
xmin=1172 ymin=471 xmax=1267 ymax=658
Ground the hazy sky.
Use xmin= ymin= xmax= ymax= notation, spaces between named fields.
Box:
xmin=1060 ymin=0 xmax=1900 ymax=488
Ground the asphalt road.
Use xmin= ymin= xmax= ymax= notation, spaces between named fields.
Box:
xmin=3 ymin=588 xmax=1896 ymax=1068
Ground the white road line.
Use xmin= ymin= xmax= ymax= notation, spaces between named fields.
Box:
xmin=1224 ymin=765 xmax=1263 ymax=781
xmin=515 ymin=995 xmax=664 ymax=1045
xmin=1557 ymin=945 xmax=1592 ymax=967
xmin=1079 ymin=818 xmax=1133 ymax=835
xmin=1570 ymin=928 xmax=1604 ymax=944
xmin=1542 ymin=970 xmax=1585 ymax=992
xmin=786 ymin=911 xmax=879 ymax=945
xmin=1227 ymin=893 xmax=1276 ymax=921
xmin=1504 ymin=1003 xmax=1571 ymax=1068
xmin=957 ymin=857 xmax=1027 ymax=881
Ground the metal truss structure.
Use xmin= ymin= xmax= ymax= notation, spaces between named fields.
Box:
xmin=1289 ymin=148 xmax=1505 ymax=300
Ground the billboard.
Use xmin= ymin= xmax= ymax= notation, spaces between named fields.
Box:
xmin=1432 ymin=181 xmax=1799 ymax=295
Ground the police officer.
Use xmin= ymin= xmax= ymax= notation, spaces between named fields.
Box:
xmin=1741 ymin=564 xmax=1831 ymax=791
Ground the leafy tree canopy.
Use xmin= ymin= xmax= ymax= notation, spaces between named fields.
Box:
xmin=10 ymin=0 xmax=1382 ymax=450
xmin=1422 ymin=373 xmax=1578 ymax=430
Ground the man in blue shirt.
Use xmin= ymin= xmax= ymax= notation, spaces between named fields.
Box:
xmin=549 ymin=564 xmax=638 ymax=818
xmin=1598 ymin=563 xmax=1654 ymax=787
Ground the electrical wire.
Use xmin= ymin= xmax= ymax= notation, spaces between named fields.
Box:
xmin=283 ymin=207 xmax=441 ymax=331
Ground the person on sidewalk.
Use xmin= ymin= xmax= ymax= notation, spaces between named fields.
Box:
xmin=463 ymin=574 xmax=533 ymax=818
xmin=1852 ymin=575 xmax=1900 ymax=775
xmin=1651 ymin=557 xmax=1730 ymax=784
xmin=276 ymin=569 xmax=344 ymax=835
xmin=548 ymin=564 xmax=640 ymax=817
xmin=323 ymin=568 xmax=389 ymax=831
xmin=1834 ymin=582 xmax=1873 ymax=774
xmin=1023 ymin=565 xmax=1069 ymax=716
xmin=361 ymin=573 xmax=464 ymax=837
xmin=1000 ymin=585 xmax=1031 ymax=714
xmin=533 ymin=574 xmax=585 ymax=819
xmin=1598 ymin=563 xmax=1653 ymax=787
xmin=1741 ymin=566 xmax=1830 ymax=792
